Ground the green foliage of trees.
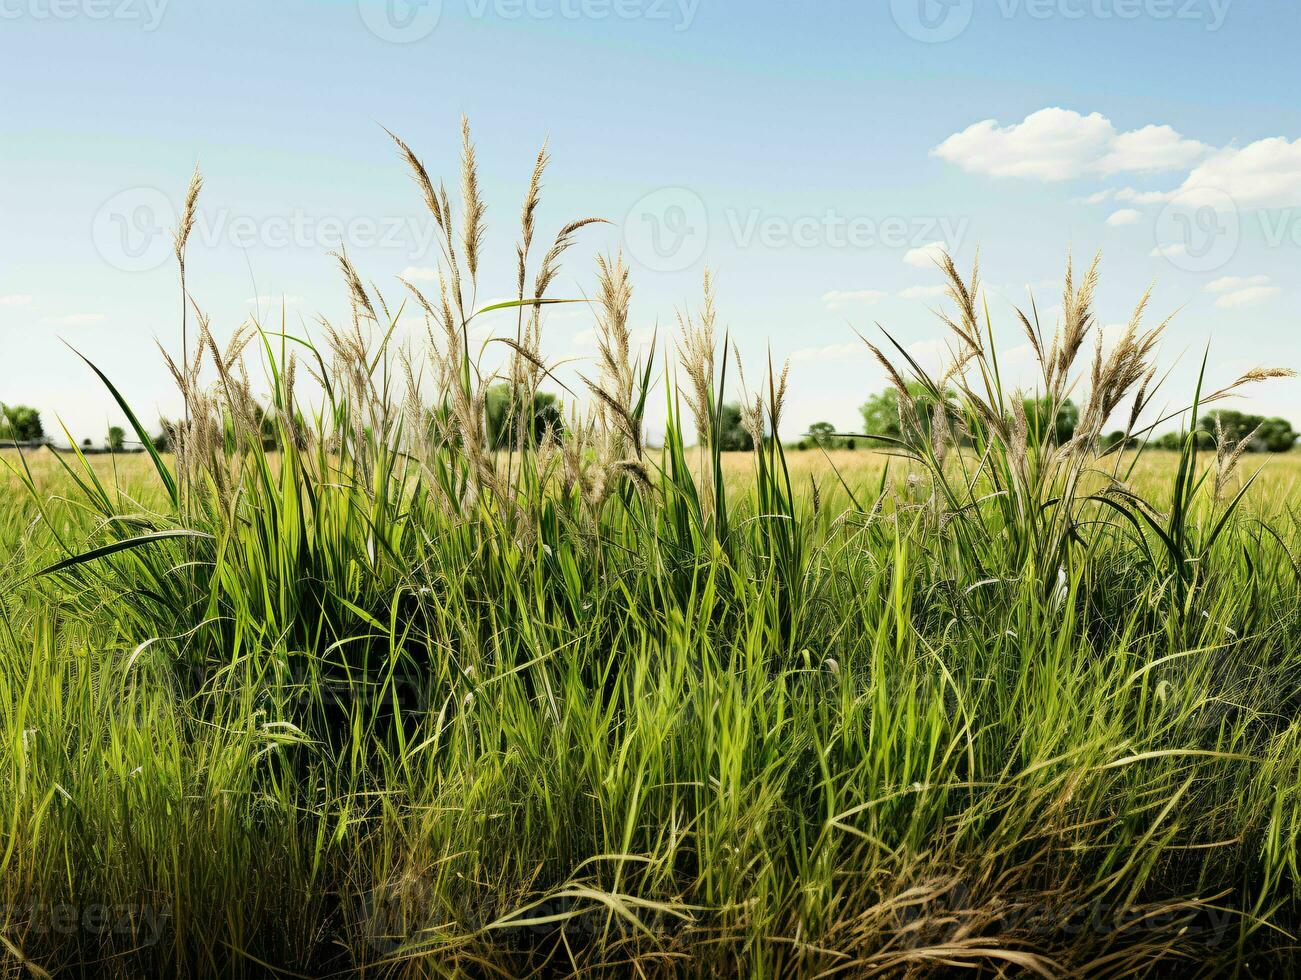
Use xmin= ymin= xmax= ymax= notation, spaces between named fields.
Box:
xmin=860 ymin=386 xmax=919 ymax=440
xmin=1021 ymin=397 xmax=1079 ymax=445
xmin=717 ymin=403 xmax=754 ymax=452
xmin=795 ymin=421 xmax=860 ymax=451
xmin=859 ymin=386 xmax=1080 ymax=448
xmin=1198 ymin=409 xmax=1298 ymax=453
xmin=484 ymin=384 xmax=565 ymax=450
xmin=0 ymin=404 xmax=44 ymax=442
xmin=806 ymin=421 xmax=836 ymax=448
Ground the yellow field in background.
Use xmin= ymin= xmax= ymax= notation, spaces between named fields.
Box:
xmin=7 ymin=446 xmax=1299 ymax=509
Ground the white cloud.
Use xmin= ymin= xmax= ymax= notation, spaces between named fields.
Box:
xmin=903 ymin=241 xmax=950 ymax=269
xmin=1173 ymin=137 xmax=1301 ymax=209
xmin=898 ymin=284 xmax=949 ymax=300
xmin=933 ymin=108 xmax=1206 ymax=182
xmin=1080 ymin=190 xmax=1113 ymax=205
xmin=1115 ymin=187 xmax=1175 ymax=205
xmin=789 ymin=341 xmax=863 ymax=363
xmin=1206 ymin=274 xmax=1271 ymax=293
xmin=1098 ymin=125 xmax=1209 ymax=176
xmin=1150 ymin=243 xmax=1187 ymax=259
xmin=569 ymin=325 xmax=657 ymax=349
xmin=1106 ymin=208 xmax=1142 ymax=226
xmin=1205 ymin=276 xmax=1280 ymax=308
xmin=905 ymin=337 xmax=958 ymax=374
xmin=821 ymin=289 xmax=887 ymax=311
xmin=45 ymin=313 xmax=104 ymax=326
xmin=1214 ymin=286 xmax=1280 ymax=309
xmin=0 ymin=294 xmax=33 ymax=307
xmin=400 ymin=266 xmax=439 ymax=282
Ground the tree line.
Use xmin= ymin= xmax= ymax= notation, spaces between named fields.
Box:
xmin=789 ymin=386 xmax=1298 ymax=454
xmin=3 ymin=393 xmax=1298 ymax=456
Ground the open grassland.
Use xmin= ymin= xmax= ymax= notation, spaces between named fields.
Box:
xmin=8 ymin=446 xmax=1299 ymax=514
xmin=2 ymin=127 xmax=1301 ymax=978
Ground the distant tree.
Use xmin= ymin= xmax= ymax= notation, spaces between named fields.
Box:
xmin=806 ymin=421 xmax=837 ymax=449
xmin=154 ymin=421 xmax=174 ymax=453
xmin=1021 ymin=397 xmax=1079 ymax=445
xmin=717 ymin=403 xmax=754 ymax=452
xmin=1258 ymin=417 xmax=1300 ymax=453
xmin=242 ymin=404 xmax=279 ymax=449
xmin=1198 ymin=410 xmax=1299 ymax=453
xmin=859 ymin=383 xmax=945 ymax=442
xmin=485 ymin=384 xmax=565 ymax=450
xmin=82 ymin=437 xmax=93 ymax=450
xmin=1103 ymin=430 xmax=1137 ymax=451
xmin=107 ymin=426 xmax=126 ymax=452
xmin=0 ymin=404 xmax=44 ymax=442
xmin=860 ymin=388 xmax=905 ymax=440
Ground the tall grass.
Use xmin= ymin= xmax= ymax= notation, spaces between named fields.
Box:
xmin=1 ymin=123 xmax=1299 ymax=977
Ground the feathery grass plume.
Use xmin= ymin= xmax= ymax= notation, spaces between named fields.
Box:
xmin=510 ymin=141 xmax=550 ymax=402
xmin=611 ymin=457 xmax=653 ymax=494
xmin=171 ymin=164 xmax=204 ymax=492
xmin=733 ymin=342 xmax=766 ymax=449
xmin=517 ymin=140 xmax=548 ymax=293
xmin=589 ymin=253 xmax=638 ymax=454
xmin=862 ymin=337 xmax=924 ymax=440
xmin=863 ymin=337 xmax=910 ymax=401
xmin=386 ymin=127 xmax=466 ymax=324
xmin=676 ymin=268 xmax=718 ymax=446
xmin=1123 ymin=363 xmax=1159 ymax=440
xmin=1075 ymin=286 xmax=1168 ymax=447
xmin=1009 ymin=392 xmax=1030 ymax=470
xmin=460 ymin=116 xmax=487 ymax=293
xmin=936 ymin=249 xmax=983 ymax=353
xmin=331 ymin=249 xmax=379 ymax=326
xmin=1213 ymin=415 xmax=1262 ymax=501
xmin=511 ymin=216 xmax=608 ymax=408
xmin=385 ymin=127 xmax=444 ymax=234
xmin=557 ymin=412 xmax=595 ymax=499
xmin=768 ymin=355 xmax=790 ymax=436
xmin=1016 ymin=302 xmax=1047 ymax=379
xmin=400 ymin=275 xmax=459 ymax=398
xmin=1202 ymin=366 xmax=1298 ymax=405
xmin=369 ymin=280 xmax=393 ymax=325
xmin=531 ymin=217 xmax=609 ymax=303
xmin=1051 ymin=250 xmax=1100 ymax=396
xmin=172 ymin=166 xmax=203 ymax=271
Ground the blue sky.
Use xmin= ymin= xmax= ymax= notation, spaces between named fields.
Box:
xmin=2 ymin=0 xmax=1299 ymax=443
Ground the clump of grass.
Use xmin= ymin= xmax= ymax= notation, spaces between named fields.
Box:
xmin=0 ymin=124 xmax=1299 ymax=978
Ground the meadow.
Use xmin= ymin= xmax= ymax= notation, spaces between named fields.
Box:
xmin=1 ymin=125 xmax=1300 ymax=978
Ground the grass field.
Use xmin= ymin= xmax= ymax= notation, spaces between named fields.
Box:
xmin=2 ymin=130 xmax=1300 ymax=978
xmin=6 ymin=444 xmax=1300 ymax=508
